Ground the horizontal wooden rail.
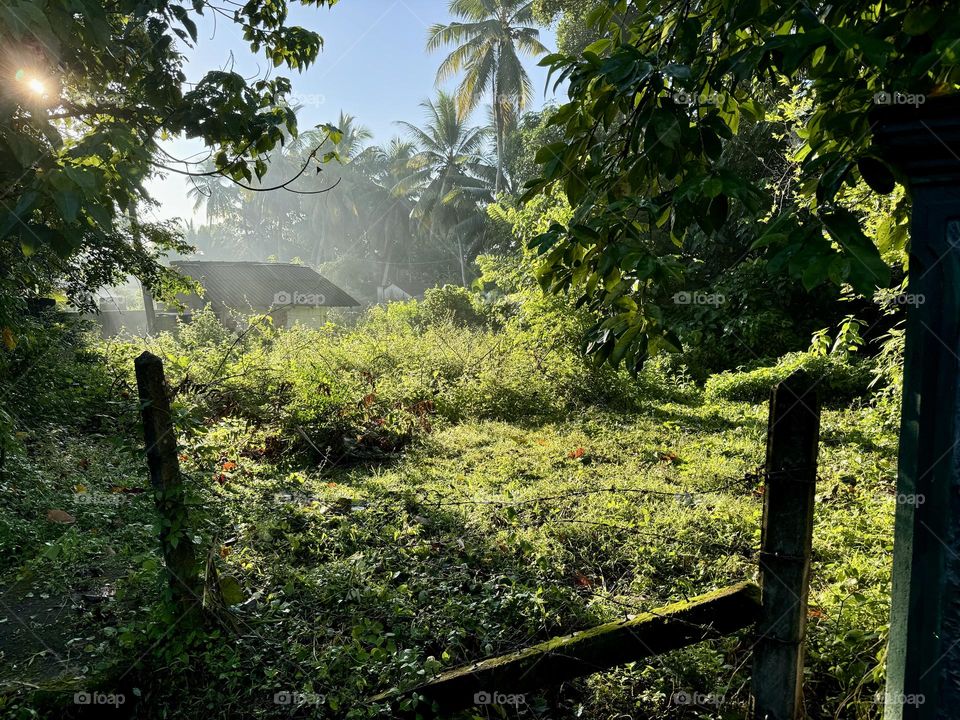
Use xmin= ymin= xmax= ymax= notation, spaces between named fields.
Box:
xmin=373 ymin=581 xmax=761 ymax=716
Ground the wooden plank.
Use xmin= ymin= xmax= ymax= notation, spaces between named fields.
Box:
xmin=752 ymin=370 xmax=820 ymax=719
xmin=374 ymin=581 xmax=761 ymax=716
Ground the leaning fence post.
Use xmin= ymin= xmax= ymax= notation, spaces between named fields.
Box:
xmin=135 ymin=351 xmax=200 ymax=618
xmin=752 ymin=369 xmax=821 ymax=720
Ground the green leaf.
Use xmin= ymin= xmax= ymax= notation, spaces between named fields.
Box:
xmin=903 ymin=8 xmax=940 ymax=36
xmin=821 ymin=209 xmax=890 ymax=293
xmin=702 ymin=177 xmax=723 ymax=198
xmin=650 ymin=110 xmax=681 ymax=150
xmin=53 ymin=190 xmax=82 ymax=223
xmin=663 ymin=63 xmax=691 ymax=80
xmin=857 ymin=156 xmax=896 ymax=194
xmin=219 ymin=576 xmax=245 ymax=605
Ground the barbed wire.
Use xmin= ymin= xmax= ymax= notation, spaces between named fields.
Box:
xmin=423 ymin=471 xmax=756 ymax=511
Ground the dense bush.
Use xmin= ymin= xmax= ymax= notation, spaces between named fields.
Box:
xmin=0 ymin=313 xmax=117 ymax=434
xmin=704 ymin=351 xmax=874 ymax=404
xmin=418 ymin=285 xmax=489 ymax=328
xmin=665 ymin=260 xmax=848 ymax=381
xmin=101 ymin=299 xmax=698 ymax=471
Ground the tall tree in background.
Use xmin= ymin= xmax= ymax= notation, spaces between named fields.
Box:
xmin=361 ymin=138 xmax=419 ymax=286
xmin=187 ymin=170 xmax=241 ymax=223
xmin=299 ymin=113 xmax=374 ymax=264
xmin=427 ymin=0 xmax=548 ymax=194
xmin=398 ymin=92 xmax=494 ymax=285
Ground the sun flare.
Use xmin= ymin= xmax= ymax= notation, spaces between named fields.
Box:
xmin=26 ymin=78 xmax=46 ymax=96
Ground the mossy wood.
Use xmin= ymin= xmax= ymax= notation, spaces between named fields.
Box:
xmin=376 ymin=581 xmax=761 ymax=716
xmin=135 ymin=351 xmax=201 ymax=617
xmin=752 ymin=369 xmax=820 ymax=719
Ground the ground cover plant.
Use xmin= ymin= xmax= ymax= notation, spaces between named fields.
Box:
xmin=0 ymin=296 xmax=898 ymax=719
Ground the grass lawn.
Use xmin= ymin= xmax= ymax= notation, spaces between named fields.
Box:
xmin=1 ymin=389 xmax=897 ymax=719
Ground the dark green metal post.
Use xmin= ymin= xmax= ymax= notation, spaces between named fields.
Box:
xmin=872 ymin=95 xmax=960 ymax=718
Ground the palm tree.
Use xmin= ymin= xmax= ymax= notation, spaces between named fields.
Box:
xmin=296 ymin=113 xmax=375 ymax=264
xmin=427 ymin=0 xmax=548 ymax=193
xmin=398 ymin=92 xmax=494 ymax=285
xmin=186 ymin=170 xmax=240 ymax=222
xmin=360 ymin=138 xmax=420 ymax=286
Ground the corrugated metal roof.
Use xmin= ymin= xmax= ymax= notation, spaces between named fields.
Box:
xmin=172 ymin=261 xmax=360 ymax=309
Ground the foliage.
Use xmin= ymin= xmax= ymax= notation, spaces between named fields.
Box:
xmin=427 ymin=0 xmax=549 ymax=192
xmin=1 ymin=0 xmax=339 ymax=317
xmin=500 ymin=106 xmax=566 ymax=195
xmin=525 ymin=0 xmax=951 ymax=369
xmin=419 ymin=285 xmax=488 ymax=328
xmin=188 ymin=94 xmax=503 ymax=292
xmin=0 ymin=310 xmax=898 ymax=719
xmin=704 ymin=351 xmax=873 ymax=405
xmin=533 ymin=0 xmax=606 ymax=55
xmin=665 ymin=259 xmax=846 ymax=380
xmin=397 ymin=93 xmax=496 ymax=284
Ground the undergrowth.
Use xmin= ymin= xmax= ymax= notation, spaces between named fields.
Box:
xmin=0 ymin=297 xmax=898 ymax=719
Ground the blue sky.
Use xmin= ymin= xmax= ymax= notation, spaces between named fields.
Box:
xmin=146 ymin=0 xmax=560 ymax=223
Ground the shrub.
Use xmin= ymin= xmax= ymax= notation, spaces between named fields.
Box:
xmin=704 ymin=352 xmax=873 ymax=404
xmin=419 ymin=285 xmax=488 ymax=328
xmin=1 ymin=313 xmax=115 ymax=432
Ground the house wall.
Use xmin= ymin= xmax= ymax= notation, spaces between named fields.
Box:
xmin=285 ymin=306 xmax=328 ymax=329
xmin=91 ymin=310 xmax=148 ymax=338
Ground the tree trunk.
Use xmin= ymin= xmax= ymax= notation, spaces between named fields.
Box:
xmin=130 ymin=209 xmax=156 ymax=335
xmin=492 ymin=71 xmax=502 ymax=196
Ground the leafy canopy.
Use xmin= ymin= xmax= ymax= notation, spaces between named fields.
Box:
xmin=526 ymin=0 xmax=954 ymax=371
xmin=0 ymin=0 xmax=339 ymax=322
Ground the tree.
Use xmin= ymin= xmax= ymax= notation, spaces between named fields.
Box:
xmin=532 ymin=0 xmax=606 ymax=55
xmin=525 ymin=0 xmax=938 ymax=372
xmin=298 ymin=113 xmax=374 ymax=264
xmin=361 ymin=138 xmax=419 ymax=286
xmin=399 ymin=92 xmax=495 ymax=285
xmin=187 ymin=170 xmax=241 ymax=223
xmin=427 ymin=0 xmax=549 ymax=193
xmin=0 ymin=0 xmax=339 ymax=331
xmin=501 ymin=107 xmax=563 ymax=191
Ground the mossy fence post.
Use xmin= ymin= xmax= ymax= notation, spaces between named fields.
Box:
xmin=752 ymin=369 xmax=821 ymax=719
xmin=135 ymin=351 xmax=201 ymax=619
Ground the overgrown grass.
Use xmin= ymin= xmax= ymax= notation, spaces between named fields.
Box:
xmin=0 ymin=302 xmax=898 ymax=719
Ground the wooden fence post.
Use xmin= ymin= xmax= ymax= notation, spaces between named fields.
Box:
xmin=752 ymin=370 xmax=821 ymax=720
xmin=135 ymin=351 xmax=200 ymax=618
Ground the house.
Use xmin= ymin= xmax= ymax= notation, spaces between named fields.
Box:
xmin=377 ymin=280 xmax=434 ymax=303
xmin=170 ymin=261 xmax=360 ymax=329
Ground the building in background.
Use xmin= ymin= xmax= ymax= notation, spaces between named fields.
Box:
xmin=169 ymin=261 xmax=360 ymax=329
xmin=90 ymin=261 xmax=360 ymax=338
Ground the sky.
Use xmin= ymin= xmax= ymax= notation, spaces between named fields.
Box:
xmin=145 ymin=0 xmax=561 ymax=224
